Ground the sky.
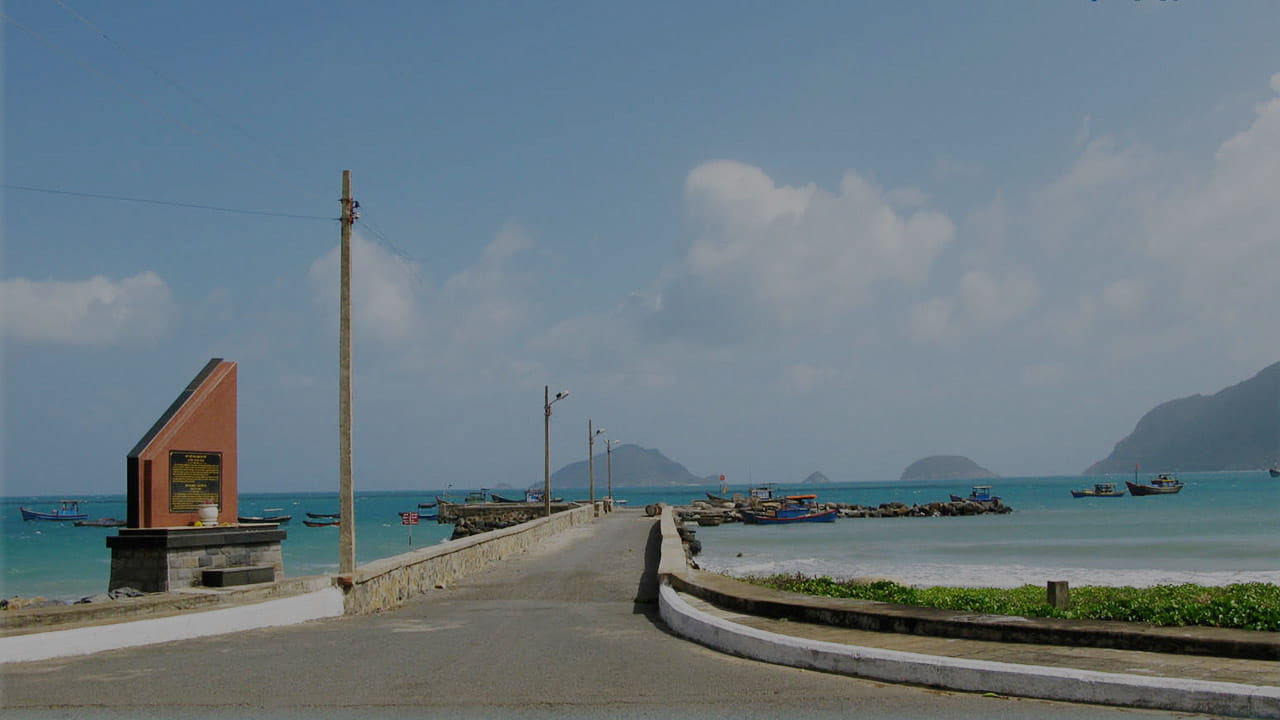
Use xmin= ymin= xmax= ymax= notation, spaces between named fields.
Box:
xmin=3 ymin=1 xmax=1280 ymax=496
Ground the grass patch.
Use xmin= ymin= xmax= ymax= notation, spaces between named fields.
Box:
xmin=743 ymin=575 xmax=1280 ymax=632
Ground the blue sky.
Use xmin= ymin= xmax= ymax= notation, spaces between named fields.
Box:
xmin=4 ymin=1 xmax=1280 ymax=496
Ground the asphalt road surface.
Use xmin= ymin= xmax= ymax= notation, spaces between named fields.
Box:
xmin=1 ymin=509 xmax=1198 ymax=719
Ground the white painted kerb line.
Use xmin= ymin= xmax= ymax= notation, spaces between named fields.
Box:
xmin=1 ymin=587 xmax=346 ymax=664
xmin=658 ymin=584 xmax=1280 ymax=719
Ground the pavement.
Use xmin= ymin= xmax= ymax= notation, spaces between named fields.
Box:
xmin=1 ymin=510 xmax=1275 ymax=719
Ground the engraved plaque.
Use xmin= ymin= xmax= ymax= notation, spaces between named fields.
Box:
xmin=169 ymin=451 xmax=222 ymax=512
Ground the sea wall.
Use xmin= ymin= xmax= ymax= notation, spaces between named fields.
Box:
xmin=341 ymin=502 xmax=597 ymax=614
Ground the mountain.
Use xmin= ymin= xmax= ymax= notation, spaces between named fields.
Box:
xmin=1084 ymin=361 xmax=1280 ymax=474
xmin=801 ymin=471 xmax=831 ymax=484
xmin=551 ymin=444 xmax=710 ymax=488
xmin=900 ymin=455 xmax=999 ymax=481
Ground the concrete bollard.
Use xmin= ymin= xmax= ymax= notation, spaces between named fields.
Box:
xmin=1047 ymin=580 xmax=1070 ymax=609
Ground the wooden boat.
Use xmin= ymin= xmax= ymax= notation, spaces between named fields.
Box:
xmin=306 ymin=511 xmax=341 ymax=519
xmin=417 ymin=501 xmax=437 ymax=509
xmin=743 ymin=506 xmax=837 ymax=524
xmin=1071 ymin=482 xmax=1125 ymax=498
xmin=20 ymin=500 xmax=88 ymax=522
xmin=74 ymin=517 xmax=126 ymax=527
xmin=696 ymin=514 xmax=724 ymax=526
xmin=237 ymin=514 xmax=292 ymax=524
xmin=950 ymin=485 xmax=999 ymax=503
xmin=742 ymin=495 xmax=836 ymax=524
xmin=1270 ymin=467 xmax=1279 ymax=478
xmin=490 ymin=492 xmax=522 ymax=503
xmin=1126 ymin=474 xmax=1183 ymax=496
xmin=303 ymin=519 xmax=340 ymax=527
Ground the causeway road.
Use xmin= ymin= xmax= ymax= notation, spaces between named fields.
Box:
xmin=2 ymin=509 xmax=1199 ymax=719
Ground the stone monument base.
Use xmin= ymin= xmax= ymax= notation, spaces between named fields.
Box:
xmin=106 ymin=526 xmax=285 ymax=593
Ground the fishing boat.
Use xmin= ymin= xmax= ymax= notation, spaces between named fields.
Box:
xmin=237 ymin=514 xmax=292 ymax=524
xmin=303 ymin=519 xmax=340 ymax=527
xmin=1126 ymin=473 xmax=1183 ymax=496
xmin=742 ymin=495 xmax=837 ymax=524
xmin=74 ymin=517 xmax=126 ymax=527
xmin=20 ymin=500 xmax=88 ymax=522
xmin=306 ymin=511 xmax=341 ymax=519
xmin=950 ymin=485 xmax=1000 ymax=503
xmin=417 ymin=501 xmax=437 ymax=509
xmin=1270 ymin=467 xmax=1279 ymax=478
xmin=1071 ymin=482 xmax=1125 ymax=498
xmin=490 ymin=492 xmax=522 ymax=503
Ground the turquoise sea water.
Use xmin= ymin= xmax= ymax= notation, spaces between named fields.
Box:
xmin=3 ymin=472 xmax=1277 ymax=601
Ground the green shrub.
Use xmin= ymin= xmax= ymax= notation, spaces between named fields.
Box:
xmin=743 ymin=574 xmax=1280 ymax=631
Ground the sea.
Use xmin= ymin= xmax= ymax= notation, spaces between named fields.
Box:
xmin=3 ymin=472 xmax=1277 ymax=602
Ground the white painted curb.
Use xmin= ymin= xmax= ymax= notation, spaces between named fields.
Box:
xmin=659 ymin=583 xmax=1280 ymax=719
xmin=0 ymin=587 xmax=346 ymax=664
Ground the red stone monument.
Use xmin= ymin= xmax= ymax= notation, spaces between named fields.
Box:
xmin=109 ymin=358 xmax=284 ymax=592
xmin=126 ymin=358 xmax=238 ymax=528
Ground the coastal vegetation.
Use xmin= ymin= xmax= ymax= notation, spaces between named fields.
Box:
xmin=746 ymin=575 xmax=1280 ymax=632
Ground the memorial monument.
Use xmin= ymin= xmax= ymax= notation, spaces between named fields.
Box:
xmin=107 ymin=358 xmax=285 ymax=592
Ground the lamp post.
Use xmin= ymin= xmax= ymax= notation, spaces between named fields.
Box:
xmin=605 ymin=438 xmax=620 ymax=509
xmin=544 ymin=386 xmax=569 ymax=517
xmin=589 ymin=421 xmax=604 ymax=517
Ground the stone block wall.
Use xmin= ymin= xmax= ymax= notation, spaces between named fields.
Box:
xmin=343 ymin=502 xmax=596 ymax=614
xmin=107 ymin=527 xmax=285 ymax=593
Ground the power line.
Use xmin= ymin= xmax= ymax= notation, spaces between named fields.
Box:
xmin=2 ymin=183 xmax=335 ymax=221
xmin=50 ymin=0 xmax=301 ymax=177
xmin=1 ymin=10 xmax=293 ymax=187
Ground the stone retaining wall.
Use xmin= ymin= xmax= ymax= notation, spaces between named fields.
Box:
xmin=342 ymin=502 xmax=597 ymax=614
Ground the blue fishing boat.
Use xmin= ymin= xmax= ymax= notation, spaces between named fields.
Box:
xmin=950 ymin=485 xmax=1000 ymax=503
xmin=20 ymin=500 xmax=88 ymax=522
xmin=742 ymin=495 xmax=837 ymax=524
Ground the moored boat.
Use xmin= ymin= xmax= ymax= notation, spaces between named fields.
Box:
xmin=950 ymin=485 xmax=999 ymax=503
xmin=1071 ymin=482 xmax=1125 ymax=498
xmin=74 ymin=517 xmax=126 ymax=527
xmin=742 ymin=495 xmax=836 ymax=524
xmin=237 ymin=514 xmax=292 ymax=524
xmin=20 ymin=500 xmax=88 ymax=522
xmin=306 ymin=511 xmax=341 ymax=519
xmin=1126 ymin=474 xmax=1183 ymax=496
xmin=303 ymin=519 xmax=340 ymax=527
xmin=490 ymin=492 xmax=522 ymax=503
xmin=1270 ymin=467 xmax=1279 ymax=478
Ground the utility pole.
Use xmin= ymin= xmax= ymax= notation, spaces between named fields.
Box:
xmin=588 ymin=420 xmax=595 ymax=518
xmin=339 ymin=170 xmax=356 ymax=575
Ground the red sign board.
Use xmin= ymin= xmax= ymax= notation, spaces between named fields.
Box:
xmin=399 ymin=511 xmax=419 ymax=526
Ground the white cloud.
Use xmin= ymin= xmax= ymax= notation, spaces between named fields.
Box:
xmin=306 ymin=225 xmax=537 ymax=384
xmin=909 ymin=267 xmax=1040 ymax=342
xmin=648 ymin=160 xmax=954 ymax=343
xmin=307 ymin=232 xmax=420 ymax=345
xmin=1020 ymin=362 xmax=1067 ymax=387
xmin=0 ymin=271 xmax=174 ymax=345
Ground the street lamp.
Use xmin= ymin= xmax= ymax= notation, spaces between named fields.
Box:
xmin=605 ymin=438 xmax=621 ymax=508
xmin=544 ymin=386 xmax=569 ymax=517
xmin=589 ymin=421 xmax=604 ymax=517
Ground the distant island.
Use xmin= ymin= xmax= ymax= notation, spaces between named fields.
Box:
xmin=900 ymin=455 xmax=998 ymax=482
xmin=801 ymin=471 xmax=831 ymax=484
xmin=551 ymin=444 xmax=712 ymax=487
xmin=1085 ymin=360 xmax=1280 ymax=474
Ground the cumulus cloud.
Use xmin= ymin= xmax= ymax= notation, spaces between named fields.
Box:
xmin=308 ymin=232 xmax=421 ymax=345
xmin=909 ymin=267 xmax=1040 ymax=342
xmin=0 ymin=271 xmax=174 ymax=345
xmin=647 ymin=160 xmax=954 ymax=343
xmin=306 ymin=225 xmax=537 ymax=382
